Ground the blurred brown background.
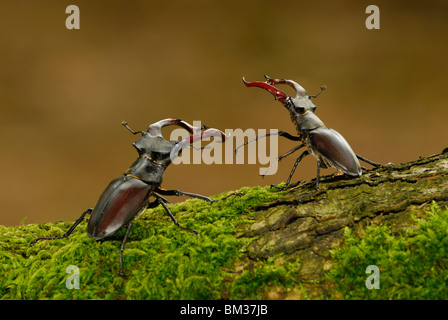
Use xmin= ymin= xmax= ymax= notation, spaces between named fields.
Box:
xmin=1 ymin=1 xmax=447 ymax=226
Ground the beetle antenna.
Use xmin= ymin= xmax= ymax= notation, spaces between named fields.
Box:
xmin=309 ymin=85 xmax=326 ymax=99
xmin=122 ymin=121 xmax=141 ymax=135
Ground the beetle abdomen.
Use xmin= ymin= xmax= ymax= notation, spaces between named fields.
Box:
xmin=87 ymin=176 xmax=154 ymax=239
xmin=308 ymin=127 xmax=361 ymax=176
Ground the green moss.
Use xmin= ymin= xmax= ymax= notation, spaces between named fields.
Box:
xmin=0 ymin=186 xmax=302 ymax=300
xmin=5 ymin=179 xmax=446 ymax=300
xmin=231 ymin=254 xmax=301 ymax=299
xmin=327 ymin=202 xmax=448 ymax=299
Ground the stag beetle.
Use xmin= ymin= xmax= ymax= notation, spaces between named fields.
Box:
xmin=30 ymin=118 xmax=233 ymax=275
xmin=238 ymin=75 xmax=381 ymax=202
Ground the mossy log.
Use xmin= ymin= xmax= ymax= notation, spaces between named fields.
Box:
xmin=1 ymin=150 xmax=447 ymax=299
xmin=242 ymin=149 xmax=448 ymax=291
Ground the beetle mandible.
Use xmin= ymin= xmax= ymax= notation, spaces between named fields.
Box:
xmin=238 ymin=75 xmax=381 ymax=202
xmin=30 ymin=118 xmax=234 ymax=275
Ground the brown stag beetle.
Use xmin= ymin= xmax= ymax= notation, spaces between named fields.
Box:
xmin=30 ymin=118 xmax=236 ymax=275
xmin=238 ymin=75 xmax=381 ymax=202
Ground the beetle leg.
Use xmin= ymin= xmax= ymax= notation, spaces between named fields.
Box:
xmin=217 ymin=192 xmax=244 ymax=201
xmin=278 ymin=143 xmax=305 ymax=162
xmin=260 ymin=144 xmax=305 ymax=178
xmin=356 ymin=154 xmax=381 ymax=168
xmin=298 ymin=160 xmax=322 ymax=203
xmin=286 ymin=150 xmax=310 ymax=185
xmin=151 ymin=193 xmax=170 ymax=205
xmin=119 ymin=221 xmax=133 ymax=276
xmin=271 ymin=150 xmax=310 ymax=190
xmin=30 ymin=208 xmax=92 ymax=247
xmin=156 ymin=187 xmax=216 ymax=203
xmin=157 ymin=197 xmax=199 ymax=235
xmin=158 ymin=188 xmax=243 ymax=202
xmin=235 ymin=131 xmax=302 ymax=155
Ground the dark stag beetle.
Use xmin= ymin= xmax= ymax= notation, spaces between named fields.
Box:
xmin=239 ymin=75 xmax=381 ymax=202
xmin=30 ymin=118 xmax=234 ymax=275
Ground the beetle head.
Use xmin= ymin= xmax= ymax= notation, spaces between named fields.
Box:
xmin=125 ymin=118 xmax=227 ymax=165
xmin=243 ymin=75 xmax=326 ymax=117
xmin=124 ymin=119 xmax=208 ymax=166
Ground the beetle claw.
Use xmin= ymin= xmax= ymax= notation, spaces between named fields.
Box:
xmin=270 ymin=183 xmax=289 ymax=191
xmin=184 ymin=228 xmax=200 ymax=236
xmin=216 ymin=192 xmax=244 ymax=202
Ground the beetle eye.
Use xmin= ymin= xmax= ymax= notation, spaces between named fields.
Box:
xmin=288 ymin=98 xmax=305 ymax=114
xmin=292 ymin=103 xmax=305 ymax=114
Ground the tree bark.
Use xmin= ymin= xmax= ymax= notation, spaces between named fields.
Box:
xmin=239 ymin=149 xmax=448 ymax=292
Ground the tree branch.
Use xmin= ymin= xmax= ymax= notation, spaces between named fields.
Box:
xmin=1 ymin=149 xmax=447 ymax=299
